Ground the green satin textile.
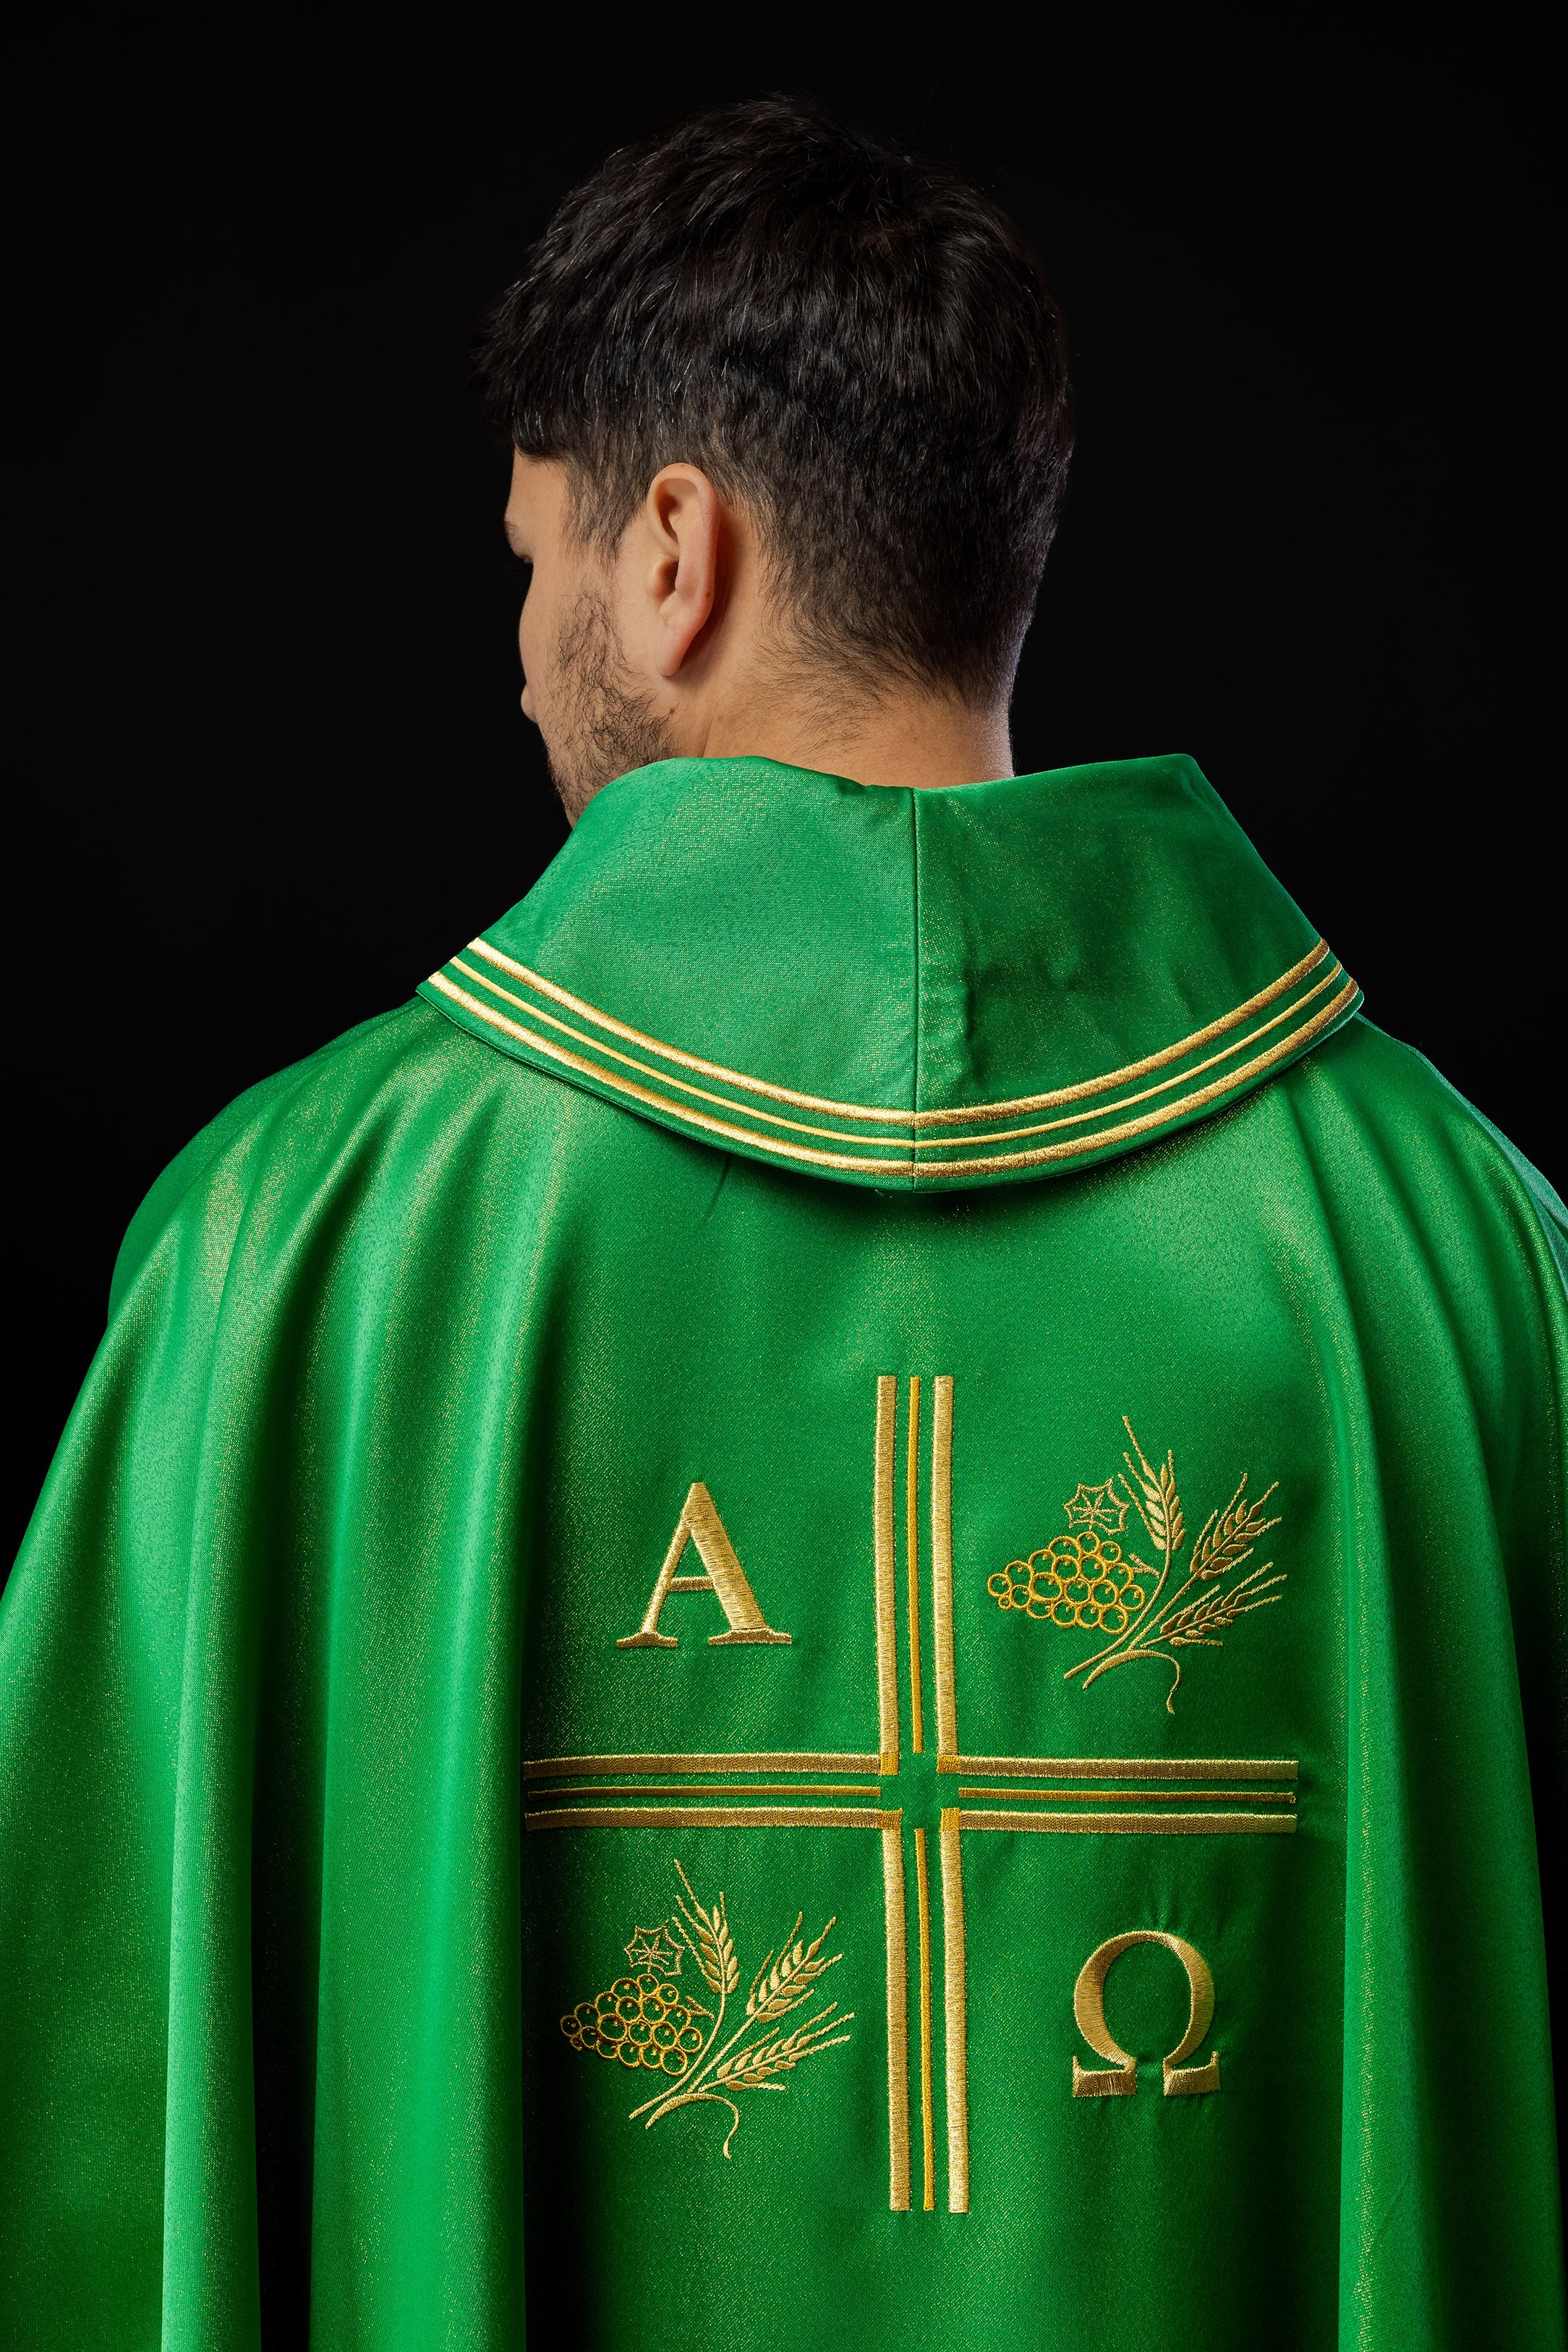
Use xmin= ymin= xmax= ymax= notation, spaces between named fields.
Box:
xmin=1 ymin=757 xmax=1562 ymax=2351
xmin=420 ymin=755 xmax=1363 ymax=1186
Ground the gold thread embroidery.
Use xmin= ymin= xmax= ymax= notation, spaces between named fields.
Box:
xmin=903 ymin=980 xmax=1360 ymax=1176
xmin=459 ymin=930 xmax=1333 ymax=1124
xmin=623 ymin=1922 xmax=682 ymax=1971
xmin=939 ymin=1807 xmax=970 ymax=2214
xmin=957 ymin=1786 xmax=1294 ymax=1805
xmin=913 ymin=1827 xmax=937 ymax=2212
xmin=958 ymin=1810 xmax=1295 ymax=1835
xmin=528 ymin=1807 xmax=890 ymax=1831
xmin=1071 ymin=1932 xmax=1220 ymax=2098
xmin=524 ymin=1367 xmax=1297 ymax=2213
xmin=907 ymin=1377 xmax=925 ymax=1755
xmin=989 ymin=1419 xmax=1285 ymax=1714
xmin=874 ymin=1378 xmax=900 ymax=1773
xmin=423 ymin=966 xmax=1360 ymax=1179
xmin=618 ymin=1481 xmax=792 ymax=1648
xmin=890 ymin=961 xmax=1346 ymax=1149
xmin=562 ymin=1860 xmax=853 ymax=2160
xmin=932 ymin=1377 xmax=958 ymax=1762
xmin=532 ymin=1783 xmax=879 ymax=1800
xmin=425 ymin=972 xmax=903 ymax=1173
xmin=949 ymin=1755 xmax=1297 ymax=1781
xmin=446 ymin=948 xmax=1346 ymax=1152
xmin=881 ymin=1818 xmax=911 ymax=2211
xmin=448 ymin=956 xmax=913 ymax=1151
xmin=524 ymin=1752 xmax=882 ymax=1778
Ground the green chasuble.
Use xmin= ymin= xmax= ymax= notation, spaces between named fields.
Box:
xmin=1 ymin=754 xmax=1564 ymax=2352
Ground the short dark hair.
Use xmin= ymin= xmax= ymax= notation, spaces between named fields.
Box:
xmin=472 ymin=98 xmax=1073 ymax=702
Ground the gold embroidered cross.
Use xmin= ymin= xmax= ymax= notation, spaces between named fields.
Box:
xmin=525 ymin=1375 xmax=1297 ymax=2217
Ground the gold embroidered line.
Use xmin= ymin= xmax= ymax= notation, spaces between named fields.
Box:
xmin=932 ymin=1378 xmax=958 ymax=1764
xmin=426 ymin=974 xmax=905 ymax=1173
xmin=911 ymin=978 xmax=1360 ymax=1178
xmin=939 ymin=1807 xmax=969 ymax=2214
xmin=881 ymin=1817 xmax=911 ymax=2212
xmin=913 ymin=1827 xmax=937 ymax=2212
xmin=906 ymin=1377 xmax=924 ymax=1756
xmin=526 ymin=1807 xmax=892 ymax=1832
xmin=947 ymin=1755 xmax=1298 ymax=1782
xmin=958 ymin=1810 xmax=1298 ymax=1835
xmin=449 ymin=957 xmax=912 ymax=1152
xmin=524 ymin=1752 xmax=882 ymax=1778
xmin=427 ymin=968 xmax=1359 ymax=1179
xmin=874 ymin=1377 xmax=900 ymax=1775
xmin=448 ymin=950 xmax=1344 ymax=1152
xmin=461 ymin=931 xmax=1331 ymax=1124
xmin=532 ymin=1783 xmax=879 ymax=1800
xmin=957 ymin=1786 xmax=1295 ymax=1804
xmin=902 ymin=960 xmax=1345 ymax=1148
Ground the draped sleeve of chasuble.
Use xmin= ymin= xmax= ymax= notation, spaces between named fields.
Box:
xmin=1 ymin=754 xmax=1562 ymax=2352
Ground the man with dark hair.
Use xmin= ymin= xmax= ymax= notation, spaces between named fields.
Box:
xmin=1 ymin=99 xmax=1562 ymax=2352
xmin=467 ymin=101 xmax=1070 ymax=815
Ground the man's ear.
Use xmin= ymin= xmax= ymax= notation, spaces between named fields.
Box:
xmin=637 ymin=465 xmax=725 ymax=679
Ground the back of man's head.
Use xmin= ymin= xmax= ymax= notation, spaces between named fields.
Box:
xmin=472 ymin=98 xmax=1073 ymax=705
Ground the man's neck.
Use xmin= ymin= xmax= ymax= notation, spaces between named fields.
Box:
xmin=675 ymin=680 xmax=1014 ymax=792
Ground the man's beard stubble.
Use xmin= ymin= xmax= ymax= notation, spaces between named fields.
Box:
xmin=542 ymin=585 xmax=676 ymax=824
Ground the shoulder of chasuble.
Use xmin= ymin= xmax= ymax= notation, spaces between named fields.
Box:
xmin=417 ymin=752 xmax=1365 ymax=1192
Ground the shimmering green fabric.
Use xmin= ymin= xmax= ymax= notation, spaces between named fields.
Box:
xmin=419 ymin=756 xmax=1362 ymax=1187
xmin=1 ymin=758 xmax=1562 ymax=2351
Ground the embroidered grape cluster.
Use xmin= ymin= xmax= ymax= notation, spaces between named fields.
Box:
xmin=987 ymin=1530 xmax=1146 ymax=1632
xmin=561 ymin=1973 xmax=707 ymax=2076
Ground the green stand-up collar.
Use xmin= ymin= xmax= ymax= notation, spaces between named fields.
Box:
xmin=419 ymin=754 xmax=1360 ymax=1190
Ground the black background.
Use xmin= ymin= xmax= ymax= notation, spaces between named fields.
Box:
xmin=11 ymin=36 xmax=1557 ymax=1565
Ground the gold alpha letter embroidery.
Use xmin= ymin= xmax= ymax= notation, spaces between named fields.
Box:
xmin=1070 ymin=1930 xmax=1221 ymax=2098
xmin=617 ymin=1482 xmax=793 ymax=1648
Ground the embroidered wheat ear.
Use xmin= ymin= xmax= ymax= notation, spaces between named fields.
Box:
xmin=672 ymin=1863 xmax=738 ymax=1997
xmin=746 ymin=1916 xmax=843 ymax=2024
xmin=1120 ymin=1419 xmax=1185 ymax=1560
xmin=1159 ymin=1562 xmax=1287 ymax=1646
xmin=631 ymin=1878 xmax=856 ymax=2159
xmin=712 ymin=2003 xmax=856 ymax=2089
xmin=1188 ymin=1475 xmax=1280 ymax=1581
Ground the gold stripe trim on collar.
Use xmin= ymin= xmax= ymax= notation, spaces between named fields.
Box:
xmin=427 ymin=973 xmax=903 ymax=1174
xmin=448 ymin=949 xmax=1346 ymax=1152
xmin=427 ymin=967 xmax=1358 ymax=1179
xmin=462 ymin=931 xmax=1332 ymax=1124
xmin=914 ymin=960 xmax=1344 ymax=1149
xmin=448 ymin=957 xmax=911 ymax=1152
xmin=910 ymin=979 xmax=1358 ymax=1176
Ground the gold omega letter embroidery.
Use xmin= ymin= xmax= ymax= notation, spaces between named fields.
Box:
xmin=1070 ymin=1931 xmax=1221 ymax=2098
xmin=617 ymin=1482 xmax=793 ymax=1648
